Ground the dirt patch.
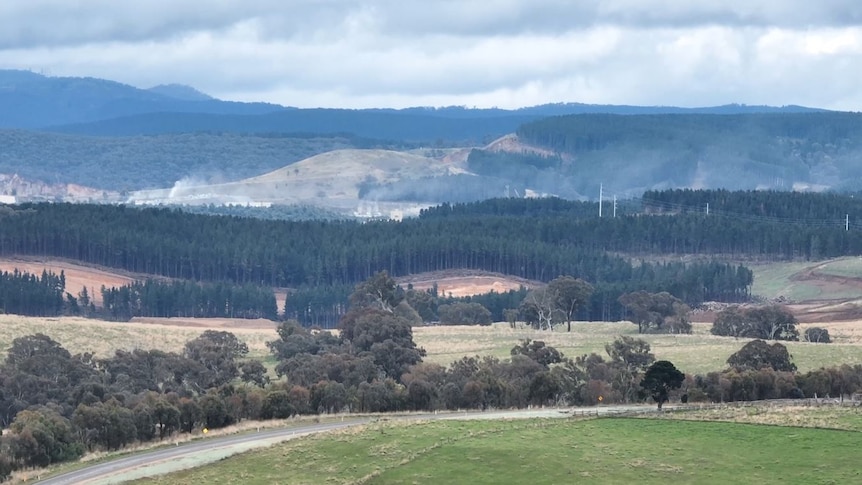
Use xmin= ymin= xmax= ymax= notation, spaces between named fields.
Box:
xmin=788 ymin=299 xmax=862 ymax=324
xmin=396 ymin=270 xmax=540 ymax=297
xmin=130 ymin=316 xmax=278 ymax=330
xmin=791 ymin=260 xmax=862 ymax=293
xmin=484 ymin=134 xmax=568 ymax=160
xmin=0 ymin=257 xmax=137 ymax=305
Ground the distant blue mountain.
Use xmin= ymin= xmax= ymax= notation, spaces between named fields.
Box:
xmin=0 ymin=69 xmax=828 ymax=141
xmin=0 ymin=70 xmax=284 ymax=128
xmin=146 ymin=84 xmax=214 ymax=101
xmin=388 ymin=103 xmax=825 ymax=118
xmin=47 ymin=109 xmax=541 ymax=142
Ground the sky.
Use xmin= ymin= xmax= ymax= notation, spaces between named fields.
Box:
xmin=1 ymin=0 xmax=862 ymax=110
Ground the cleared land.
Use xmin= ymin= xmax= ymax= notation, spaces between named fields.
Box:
xmin=750 ymin=257 xmax=862 ymax=303
xmin=396 ymin=270 xmax=539 ymax=297
xmin=131 ymin=416 xmax=862 ymax=485
xmin=2 ymin=257 xmax=862 ymax=373
xmin=128 ymin=148 xmax=458 ymax=213
xmin=0 ymin=257 xmax=136 ymax=305
xmin=8 ymin=254 xmax=862 ymax=318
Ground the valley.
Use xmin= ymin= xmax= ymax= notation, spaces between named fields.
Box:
xmin=3 ymin=69 xmax=862 ymax=485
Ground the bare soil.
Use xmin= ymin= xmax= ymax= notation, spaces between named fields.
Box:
xmin=396 ymin=270 xmax=541 ymax=298
xmin=6 ymin=255 xmax=862 ymax=329
xmin=0 ymin=257 xmax=136 ymax=305
xmin=130 ymin=316 xmax=278 ymax=330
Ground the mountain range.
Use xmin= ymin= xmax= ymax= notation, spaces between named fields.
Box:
xmin=1 ymin=69 xmax=858 ymax=215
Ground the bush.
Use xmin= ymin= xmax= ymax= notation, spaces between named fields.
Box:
xmin=437 ymin=302 xmax=493 ymax=326
xmin=804 ymin=327 xmax=831 ymax=343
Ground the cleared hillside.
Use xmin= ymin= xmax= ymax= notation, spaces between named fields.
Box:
xmin=127 ymin=148 xmax=462 ymax=212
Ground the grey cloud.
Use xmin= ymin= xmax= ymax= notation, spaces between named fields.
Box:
xmin=3 ymin=0 xmax=862 ymax=50
xmin=2 ymin=1 xmax=862 ymax=111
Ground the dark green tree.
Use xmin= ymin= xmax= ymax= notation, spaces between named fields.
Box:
xmin=510 ymin=339 xmax=564 ymax=368
xmin=727 ymin=340 xmax=797 ymax=372
xmin=619 ymin=291 xmax=691 ymax=334
xmin=183 ymin=330 xmax=249 ymax=390
xmin=641 ymin=360 xmax=685 ymax=410
xmin=437 ymin=302 xmax=493 ymax=326
xmin=240 ymin=360 xmax=270 ymax=388
xmin=804 ymin=327 xmax=831 ymax=343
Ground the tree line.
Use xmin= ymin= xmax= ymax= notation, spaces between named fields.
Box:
xmin=0 ymin=200 xmax=755 ymax=322
xmin=0 ymin=269 xmax=67 ymax=316
xmin=101 ymin=279 xmax=279 ymax=321
xmin=1 ymin=272 xmax=858 ymax=481
xmin=0 ymin=269 xmax=279 ymax=322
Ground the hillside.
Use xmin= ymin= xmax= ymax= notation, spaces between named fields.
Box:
xmin=0 ymin=70 xmax=824 ymax=140
xmin=471 ymin=112 xmax=862 ymax=196
xmin=126 ymin=148 xmax=462 ymax=214
xmin=0 ymin=70 xmax=282 ymax=128
xmin=0 ymin=131 xmax=360 ymax=192
xmin=0 ymin=71 xmax=849 ymax=202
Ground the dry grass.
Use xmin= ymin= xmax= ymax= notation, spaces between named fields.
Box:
xmin=656 ymin=405 xmax=862 ymax=432
xmin=413 ymin=321 xmax=862 ymax=374
xmin=0 ymin=315 xmax=277 ymax=360
xmin=2 ymin=316 xmax=862 ymax=375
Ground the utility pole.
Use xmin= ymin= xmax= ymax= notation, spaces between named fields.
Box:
xmin=613 ymin=195 xmax=617 ymax=218
xmin=846 ymin=214 xmax=849 ymax=231
xmin=706 ymin=203 xmax=709 ymax=215
xmin=599 ymin=184 xmax=603 ymax=218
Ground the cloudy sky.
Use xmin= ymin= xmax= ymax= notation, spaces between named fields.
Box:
xmin=2 ymin=0 xmax=862 ymax=110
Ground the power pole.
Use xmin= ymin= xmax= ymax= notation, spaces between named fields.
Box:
xmin=706 ymin=203 xmax=709 ymax=215
xmin=613 ymin=195 xmax=617 ymax=218
xmin=846 ymin=214 xmax=849 ymax=231
xmin=599 ymin=184 xmax=603 ymax=218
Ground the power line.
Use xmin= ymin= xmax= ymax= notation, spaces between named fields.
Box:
xmin=635 ymin=197 xmax=860 ymax=230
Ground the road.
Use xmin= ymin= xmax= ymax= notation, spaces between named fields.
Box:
xmin=36 ymin=405 xmax=653 ymax=484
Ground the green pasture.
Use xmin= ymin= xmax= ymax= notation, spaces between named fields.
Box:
xmin=750 ymin=257 xmax=862 ymax=301
xmin=133 ymin=416 xmax=862 ymax=485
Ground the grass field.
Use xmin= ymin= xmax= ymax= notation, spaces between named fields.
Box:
xmin=0 ymin=315 xmax=277 ymax=361
xmin=750 ymin=259 xmax=862 ymax=301
xmin=132 ymin=416 xmax=862 ymax=485
xmin=2 ymin=317 xmax=862 ymax=375
xmin=816 ymin=257 xmax=862 ymax=279
xmin=413 ymin=322 xmax=862 ymax=374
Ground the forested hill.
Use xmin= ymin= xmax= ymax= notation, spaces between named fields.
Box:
xmin=0 ymin=199 xmax=757 ymax=317
xmin=0 ymin=131 xmax=367 ymax=192
xmin=6 ymin=189 xmax=862 ymax=320
xmin=5 ymin=190 xmax=862 ymax=318
xmin=47 ymin=109 xmax=538 ymax=144
xmin=421 ymin=190 xmax=862 ymax=223
xmin=466 ymin=112 xmax=862 ymax=197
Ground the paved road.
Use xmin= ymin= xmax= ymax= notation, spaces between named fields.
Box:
xmin=36 ymin=406 xmax=654 ymax=484
xmin=36 ymin=419 xmax=370 ymax=485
